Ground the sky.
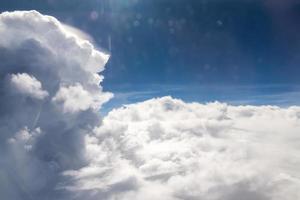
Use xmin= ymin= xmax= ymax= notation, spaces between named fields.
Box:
xmin=1 ymin=0 xmax=300 ymax=112
xmin=0 ymin=2 xmax=300 ymax=200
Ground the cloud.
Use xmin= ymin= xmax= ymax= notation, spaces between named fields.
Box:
xmin=0 ymin=10 xmax=300 ymax=200
xmin=9 ymin=73 xmax=49 ymax=99
xmin=52 ymin=83 xmax=111 ymax=113
xmin=0 ymin=10 xmax=112 ymax=200
xmin=66 ymin=97 xmax=300 ymax=200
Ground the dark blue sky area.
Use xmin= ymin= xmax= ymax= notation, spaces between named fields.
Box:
xmin=1 ymin=0 xmax=300 ymax=109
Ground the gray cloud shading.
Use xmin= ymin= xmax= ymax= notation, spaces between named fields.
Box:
xmin=0 ymin=10 xmax=300 ymax=200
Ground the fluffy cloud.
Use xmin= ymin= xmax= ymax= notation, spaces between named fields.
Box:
xmin=1 ymin=10 xmax=300 ymax=200
xmin=65 ymin=97 xmax=300 ymax=200
xmin=9 ymin=73 xmax=49 ymax=99
xmin=52 ymin=83 xmax=111 ymax=113
xmin=0 ymin=10 xmax=112 ymax=200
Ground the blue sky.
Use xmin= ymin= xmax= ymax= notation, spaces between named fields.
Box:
xmin=2 ymin=0 xmax=300 ymax=111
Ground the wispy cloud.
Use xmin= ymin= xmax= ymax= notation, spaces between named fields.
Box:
xmin=102 ymin=83 xmax=300 ymax=113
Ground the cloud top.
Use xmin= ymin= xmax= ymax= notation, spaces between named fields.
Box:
xmin=67 ymin=96 xmax=300 ymax=200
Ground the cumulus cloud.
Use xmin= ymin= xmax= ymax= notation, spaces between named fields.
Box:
xmin=65 ymin=97 xmax=300 ymax=200
xmin=9 ymin=73 xmax=49 ymax=99
xmin=0 ymin=10 xmax=112 ymax=200
xmin=52 ymin=83 xmax=111 ymax=113
xmin=1 ymin=10 xmax=300 ymax=200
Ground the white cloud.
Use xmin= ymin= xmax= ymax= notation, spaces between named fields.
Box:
xmin=52 ymin=83 xmax=111 ymax=113
xmin=65 ymin=96 xmax=300 ymax=200
xmin=10 ymin=73 xmax=49 ymax=99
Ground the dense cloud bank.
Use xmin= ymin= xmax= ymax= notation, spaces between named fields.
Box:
xmin=70 ymin=97 xmax=300 ymax=200
xmin=1 ymin=11 xmax=300 ymax=200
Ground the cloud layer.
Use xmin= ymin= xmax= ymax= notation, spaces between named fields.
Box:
xmin=0 ymin=10 xmax=300 ymax=200
xmin=69 ymin=97 xmax=300 ymax=200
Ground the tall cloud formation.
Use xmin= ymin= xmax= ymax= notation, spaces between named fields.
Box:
xmin=0 ymin=10 xmax=300 ymax=200
xmin=0 ymin=10 xmax=112 ymax=200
